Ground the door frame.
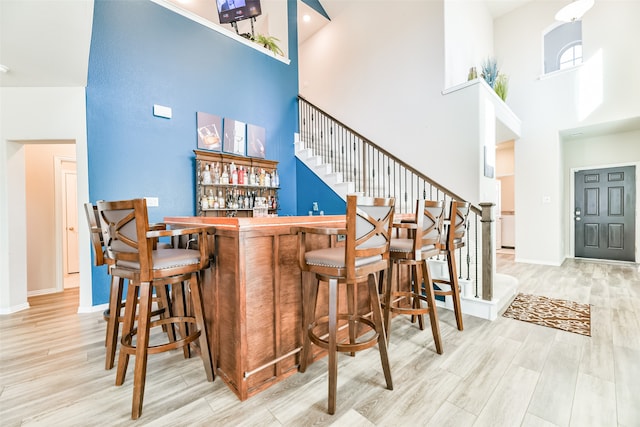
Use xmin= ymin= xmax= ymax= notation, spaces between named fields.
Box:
xmin=54 ymin=155 xmax=77 ymax=292
xmin=569 ymin=161 xmax=639 ymax=262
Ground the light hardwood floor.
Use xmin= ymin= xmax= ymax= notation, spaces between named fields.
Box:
xmin=1 ymin=254 xmax=639 ymax=426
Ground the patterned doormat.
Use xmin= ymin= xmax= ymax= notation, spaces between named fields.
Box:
xmin=502 ymin=293 xmax=591 ymax=336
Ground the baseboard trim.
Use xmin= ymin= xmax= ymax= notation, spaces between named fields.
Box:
xmin=0 ymin=302 xmax=31 ymax=315
xmin=27 ymin=288 xmax=58 ymax=297
xmin=77 ymin=303 xmax=108 ymax=314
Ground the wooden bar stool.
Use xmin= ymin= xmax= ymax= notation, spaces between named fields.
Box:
xmin=293 ymin=195 xmax=395 ymax=415
xmin=97 ymin=198 xmax=214 ymax=419
xmin=433 ymin=200 xmax=471 ymax=331
xmin=84 ymin=202 xmax=172 ymax=370
xmin=384 ymin=199 xmax=444 ymax=354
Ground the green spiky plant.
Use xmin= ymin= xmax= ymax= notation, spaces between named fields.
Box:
xmin=253 ymin=34 xmax=284 ymax=56
xmin=494 ymin=73 xmax=509 ymax=101
xmin=481 ymin=57 xmax=499 ymax=88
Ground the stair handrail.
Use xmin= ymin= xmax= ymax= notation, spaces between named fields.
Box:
xmin=298 ymin=95 xmax=481 ymax=216
xmin=298 ymin=95 xmax=495 ymax=300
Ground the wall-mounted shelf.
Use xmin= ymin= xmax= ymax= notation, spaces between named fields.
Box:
xmin=194 ymin=150 xmax=279 ymax=217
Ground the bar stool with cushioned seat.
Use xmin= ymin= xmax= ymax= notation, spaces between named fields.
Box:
xmin=97 ymin=198 xmax=214 ymax=419
xmin=84 ymin=202 xmax=172 ymax=370
xmin=433 ymin=200 xmax=471 ymax=331
xmin=384 ymin=199 xmax=444 ymax=354
xmin=293 ymin=195 xmax=395 ymax=415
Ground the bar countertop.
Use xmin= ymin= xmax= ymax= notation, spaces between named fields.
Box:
xmin=164 ymin=214 xmax=347 ymax=230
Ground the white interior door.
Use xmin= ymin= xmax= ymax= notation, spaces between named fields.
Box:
xmin=63 ymin=165 xmax=79 ymax=281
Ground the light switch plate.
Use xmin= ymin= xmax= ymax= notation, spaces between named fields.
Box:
xmin=145 ymin=197 xmax=159 ymax=207
xmin=153 ymin=104 xmax=172 ymax=119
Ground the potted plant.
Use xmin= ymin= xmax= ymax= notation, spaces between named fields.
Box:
xmin=481 ymin=57 xmax=499 ymax=88
xmin=494 ymin=73 xmax=509 ymax=101
xmin=253 ymin=34 xmax=284 ymax=56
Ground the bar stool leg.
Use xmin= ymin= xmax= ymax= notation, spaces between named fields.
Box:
xmin=116 ymin=282 xmax=138 ymax=386
xmin=411 ymin=263 xmax=426 ymax=330
xmin=299 ymin=273 xmax=318 ymax=373
xmin=420 ymin=260 xmax=443 ymax=354
xmin=131 ymin=281 xmax=153 ymax=420
xmin=105 ymin=275 xmax=124 ymax=370
xmin=171 ymin=282 xmax=191 ymax=358
xmin=156 ymin=284 xmax=176 ymax=343
xmin=383 ymin=261 xmax=396 ymax=338
xmin=327 ymin=277 xmax=338 ymax=415
xmin=367 ymin=272 xmax=392 ymax=390
xmin=446 ymin=251 xmax=464 ymax=331
xmin=188 ymin=272 xmax=214 ymax=381
xmin=347 ymin=280 xmax=357 ymax=357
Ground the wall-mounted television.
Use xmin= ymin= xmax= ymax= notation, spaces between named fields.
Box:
xmin=217 ymin=0 xmax=262 ymax=24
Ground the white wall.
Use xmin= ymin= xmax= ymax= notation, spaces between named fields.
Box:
xmin=494 ymin=0 xmax=640 ymax=265
xmin=299 ymin=0 xmax=500 ymax=205
xmin=444 ymin=0 xmax=494 ymax=88
xmin=0 ymin=87 xmax=91 ymax=313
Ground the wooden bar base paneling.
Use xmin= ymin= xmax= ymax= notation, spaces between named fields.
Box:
xmin=165 ymin=215 xmax=347 ymax=401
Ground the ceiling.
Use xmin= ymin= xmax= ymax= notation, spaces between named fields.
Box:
xmin=2 ymin=0 xmax=638 ymax=139
xmin=0 ymin=0 xmax=534 ymax=88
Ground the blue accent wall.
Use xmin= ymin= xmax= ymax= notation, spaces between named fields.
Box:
xmin=296 ymin=160 xmax=345 ymax=215
xmin=86 ymin=0 xmax=299 ymax=305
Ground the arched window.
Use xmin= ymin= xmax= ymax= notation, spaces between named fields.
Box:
xmin=559 ymin=42 xmax=583 ymax=69
xmin=543 ymin=21 xmax=582 ymax=74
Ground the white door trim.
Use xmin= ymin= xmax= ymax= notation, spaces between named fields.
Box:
xmin=54 ymin=155 xmax=77 ymax=292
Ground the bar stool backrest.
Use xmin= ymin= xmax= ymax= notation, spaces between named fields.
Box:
xmin=96 ymin=198 xmax=209 ymax=282
xmin=84 ymin=202 xmax=108 ymax=267
xmin=346 ymin=195 xmax=395 ymax=280
xmin=413 ymin=199 xmax=445 ymax=260
xmin=443 ymin=200 xmax=471 ymax=251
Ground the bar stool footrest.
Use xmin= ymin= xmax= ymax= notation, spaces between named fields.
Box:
xmin=120 ymin=316 xmax=200 ymax=356
xmin=309 ymin=315 xmax=380 ymax=353
xmin=387 ymin=291 xmax=431 ymax=316
xmin=103 ymin=305 xmax=166 ymax=323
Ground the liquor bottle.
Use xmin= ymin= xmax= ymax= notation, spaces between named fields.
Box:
xmin=249 ymin=167 xmax=256 ymax=185
xmin=213 ymin=162 xmax=220 ymax=184
xmin=201 ymin=195 xmax=209 ymax=210
xmin=202 ymin=164 xmax=212 ymax=185
xmin=221 ymin=165 xmax=229 ymax=185
xmin=218 ymin=190 xmax=225 ymax=209
xmin=272 ymin=170 xmax=279 ymax=187
xmin=208 ymin=189 xmax=215 ymax=208
xmin=264 ymin=172 xmax=271 ymax=187
xmin=259 ymin=169 xmax=266 ymax=186
xmin=238 ymin=166 xmax=245 ymax=185
xmin=231 ymin=165 xmax=238 ymax=185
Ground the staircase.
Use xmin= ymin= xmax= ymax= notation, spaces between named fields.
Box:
xmin=294 ymin=134 xmax=355 ymax=200
xmin=295 ymin=96 xmax=518 ymax=320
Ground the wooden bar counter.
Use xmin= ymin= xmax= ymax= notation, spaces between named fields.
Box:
xmin=164 ymin=215 xmax=348 ymax=401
